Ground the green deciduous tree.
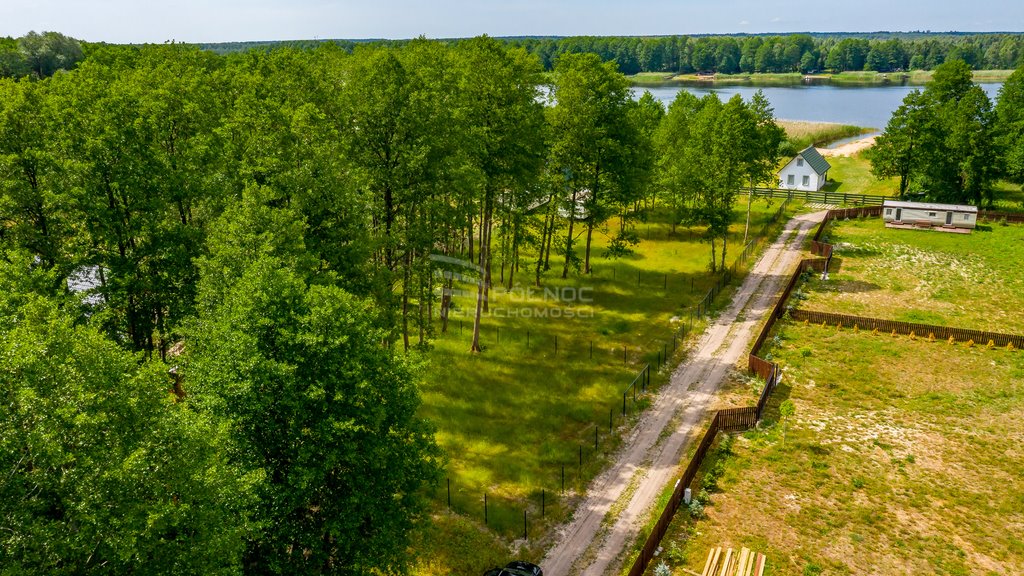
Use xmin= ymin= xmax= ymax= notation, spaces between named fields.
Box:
xmin=454 ymin=36 xmax=547 ymax=352
xmin=0 ymin=265 xmax=255 ymax=574
xmin=547 ymin=52 xmax=638 ymax=278
xmin=869 ymin=59 xmax=998 ymax=205
xmin=187 ymin=194 xmax=441 ymax=574
xmin=996 ymin=64 xmax=1024 ymax=191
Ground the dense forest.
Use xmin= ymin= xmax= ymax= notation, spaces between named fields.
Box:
xmin=193 ymin=32 xmax=1024 ymax=75
xmin=505 ymin=33 xmax=1024 ymax=74
xmin=2 ymin=32 xmax=1024 ymax=575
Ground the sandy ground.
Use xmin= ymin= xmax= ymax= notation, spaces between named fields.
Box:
xmin=540 ymin=210 xmax=827 ymax=576
xmin=818 ymin=135 xmax=877 ymax=158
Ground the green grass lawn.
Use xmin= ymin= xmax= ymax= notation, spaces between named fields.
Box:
xmin=821 ymin=153 xmax=900 ymax=197
xmin=801 ymin=217 xmax=1024 ymax=333
xmin=412 ymin=198 xmax=799 ymax=574
xmin=653 ymin=322 xmax=1024 ymax=576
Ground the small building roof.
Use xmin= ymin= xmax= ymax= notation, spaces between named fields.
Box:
xmin=798 ymin=146 xmax=831 ymax=175
xmin=883 ymin=200 xmax=978 ymax=213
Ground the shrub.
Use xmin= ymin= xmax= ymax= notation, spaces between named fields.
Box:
xmin=654 ymin=561 xmax=672 ymax=576
xmin=688 ymin=499 xmax=705 ymax=519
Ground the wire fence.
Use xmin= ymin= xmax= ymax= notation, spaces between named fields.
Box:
xmin=429 ymin=198 xmax=795 ymax=547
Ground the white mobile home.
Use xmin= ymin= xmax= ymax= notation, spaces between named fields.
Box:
xmin=882 ymin=200 xmax=977 ymax=232
xmin=778 ymin=146 xmax=831 ymax=191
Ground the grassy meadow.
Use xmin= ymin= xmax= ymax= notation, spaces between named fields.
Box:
xmin=651 ymin=322 xmax=1024 ymax=576
xmin=412 ymin=198 xmax=800 ymax=573
xmin=802 ymin=217 xmax=1024 ymax=333
xmin=641 ymin=69 xmax=1016 ymax=86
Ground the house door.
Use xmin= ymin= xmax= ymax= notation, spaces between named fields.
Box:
xmin=946 ymin=212 xmax=953 ymax=225
xmin=895 ymin=208 xmax=902 ymax=222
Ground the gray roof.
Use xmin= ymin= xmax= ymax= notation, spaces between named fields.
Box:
xmin=883 ymin=200 xmax=978 ymax=213
xmin=798 ymin=146 xmax=831 ymax=175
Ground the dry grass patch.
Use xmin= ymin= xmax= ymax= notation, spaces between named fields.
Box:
xmin=801 ymin=217 xmax=1024 ymax=334
xmin=651 ymin=323 xmax=1024 ymax=576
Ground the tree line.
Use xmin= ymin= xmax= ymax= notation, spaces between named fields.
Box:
xmin=492 ymin=33 xmax=1024 ymax=74
xmin=0 ymin=37 xmax=786 ymax=575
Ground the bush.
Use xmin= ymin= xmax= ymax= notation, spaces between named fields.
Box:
xmin=688 ymin=499 xmax=705 ymax=519
xmin=654 ymin=560 xmax=672 ymax=576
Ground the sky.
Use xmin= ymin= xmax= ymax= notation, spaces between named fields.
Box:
xmin=2 ymin=0 xmax=1023 ymax=44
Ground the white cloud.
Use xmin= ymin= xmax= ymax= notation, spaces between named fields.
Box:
xmin=739 ymin=20 xmax=750 ymax=26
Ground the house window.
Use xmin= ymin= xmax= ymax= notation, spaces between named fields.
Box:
xmin=797 ymin=158 xmax=804 ymax=167
xmin=787 ymin=174 xmax=795 ymax=186
xmin=802 ymin=175 xmax=810 ymax=186
xmin=928 ymin=212 xmax=936 ymax=217
xmin=885 ymin=208 xmax=892 ymax=215
xmin=964 ymin=214 xmax=970 ymax=220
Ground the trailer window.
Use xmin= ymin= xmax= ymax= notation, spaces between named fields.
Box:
xmin=885 ymin=208 xmax=892 ymax=215
xmin=928 ymin=212 xmax=936 ymax=217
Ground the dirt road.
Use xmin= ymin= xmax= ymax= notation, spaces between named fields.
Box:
xmin=541 ymin=211 xmax=827 ymax=576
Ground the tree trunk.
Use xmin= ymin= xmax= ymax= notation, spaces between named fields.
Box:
xmin=544 ymin=195 xmax=556 ymax=270
xmin=743 ymin=184 xmax=753 ymax=245
xmin=721 ymin=233 xmax=728 ymax=271
xmin=709 ymin=235 xmax=717 ymax=273
xmin=471 ymin=188 xmax=494 ymax=352
xmin=584 ymin=165 xmax=600 ymax=274
xmin=562 ymin=189 xmax=578 ymax=279
xmin=402 ymin=249 xmax=411 ymax=351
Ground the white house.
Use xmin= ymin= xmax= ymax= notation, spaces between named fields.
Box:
xmin=882 ymin=200 xmax=977 ymax=232
xmin=778 ymin=146 xmax=831 ymax=191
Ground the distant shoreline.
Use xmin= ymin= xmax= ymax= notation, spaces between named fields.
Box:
xmin=628 ymin=69 xmax=1013 ymax=87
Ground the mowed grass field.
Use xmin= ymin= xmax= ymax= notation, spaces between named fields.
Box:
xmin=412 ymin=198 xmax=799 ymax=574
xmin=801 ymin=218 xmax=1024 ymax=333
xmin=656 ymin=322 xmax=1024 ymax=576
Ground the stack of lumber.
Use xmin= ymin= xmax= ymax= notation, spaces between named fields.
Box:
xmin=700 ymin=546 xmax=765 ymax=576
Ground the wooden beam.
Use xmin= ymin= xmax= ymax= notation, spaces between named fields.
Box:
xmin=718 ymin=548 xmax=733 ymax=576
xmin=736 ymin=548 xmax=750 ymax=576
xmin=754 ymin=553 xmax=766 ymax=576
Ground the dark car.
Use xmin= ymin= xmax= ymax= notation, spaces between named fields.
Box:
xmin=482 ymin=561 xmax=543 ymax=576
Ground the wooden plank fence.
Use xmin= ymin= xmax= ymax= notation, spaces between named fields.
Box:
xmin=790 ymin=309 xmax=1024 ymax=348
xmin=750 ymin=188 xmax=887 ymax=207
xmin=979 ymin=210 xmax=1024 ymax=224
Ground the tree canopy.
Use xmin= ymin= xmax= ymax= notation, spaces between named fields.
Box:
xmin=869 ymin=59 xmax=998 ymax=206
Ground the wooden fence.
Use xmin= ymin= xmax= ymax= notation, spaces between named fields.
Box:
xmin=979 ymin=210 xmax=1024 ymax=224
xmin=809 ymin=240 xmax=832 ymax=258
xmin=628 ymin=410 xmax=725 ymax=576
xmin=750 ymin=187 xmax=887 ymax=207
xmin=790 ymin=309 xmax=1024 ymax=348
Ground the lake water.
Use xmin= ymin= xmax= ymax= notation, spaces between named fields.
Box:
xmin=636 ymin=83 xmax=1004 ymax=132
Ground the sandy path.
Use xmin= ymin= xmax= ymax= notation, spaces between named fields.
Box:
xmin=818 ymin=135 xmax=877 ymax=157
xmin=541 ymin=211 xmax=827 ymax=576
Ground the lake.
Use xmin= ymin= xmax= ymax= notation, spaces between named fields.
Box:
xmin=636 ymin=83 xmax=1004 ymax=132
